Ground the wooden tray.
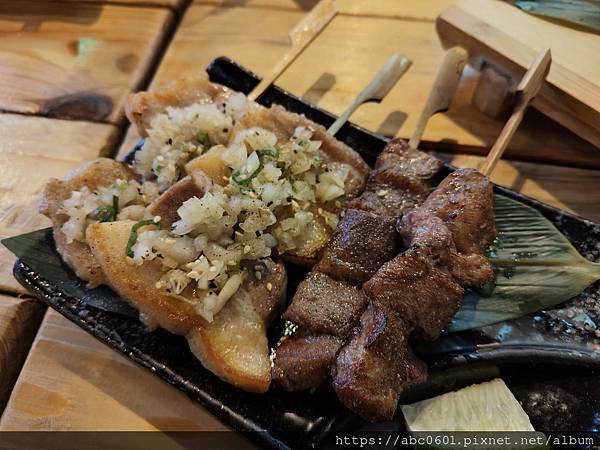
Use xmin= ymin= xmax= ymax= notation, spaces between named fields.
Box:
xmin=436 ymin=0 xmax=600 ymax=148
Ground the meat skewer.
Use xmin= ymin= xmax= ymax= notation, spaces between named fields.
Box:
xmin=275 ymin=48 xmax=551 ymax=421
xmin=273 ymin=141 xmax=444 ymax=390
xmin=479 ymin=48 xmax=551 ymax=176
xmin=272 ymin=46 xmax=469 ymax=393
xmin=248 ymin=0 xmax=338 ymax=101
xmin=408 ymin=46 xmax=468 ymax=149
xmin=333 ymin=48 xmax=552 ymax=421
xmin=327 ymin=53 xmax=411 ymax=136
xmin=333 ymin=167 xmax=495 ymax=420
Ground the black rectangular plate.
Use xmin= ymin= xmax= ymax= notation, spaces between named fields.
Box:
xmin=6 ymin=57 xmax=600 ymax=449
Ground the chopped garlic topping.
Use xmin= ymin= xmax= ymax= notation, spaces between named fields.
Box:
xmin=129 ymin=106 xmax=353 ymax=321
xmin=60 ymin=179 xmax=159 ymax=244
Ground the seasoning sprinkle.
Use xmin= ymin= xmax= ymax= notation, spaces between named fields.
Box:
xmin=126 ymin=218 xmax=160 ymax=258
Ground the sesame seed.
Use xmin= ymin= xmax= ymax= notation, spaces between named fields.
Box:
xmin=155 ymin=282 xmax=163 ymax=289
xmin=209 ymin=266 xmax=217 ymax=272
xmin=255 ymin=271 xmax=262 ymax=280
xmin=153 ymin=215 xmax=161 ymax=223
xmin=317 ymin=208 xmax=324 ymax=215
xmin=266 ymin=282 xmax=273 ymax=291
xmin=377 ymin=189 xmax=388 ymax=197
xmin=244 ymin=245 xmax=251 ymax=253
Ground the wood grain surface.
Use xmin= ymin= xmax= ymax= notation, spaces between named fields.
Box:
xmin=0 ymin=310 xmax=245 ymax=434
xmin=0 ymin=295 xmax=45 ymax=412
xmin=0 ymin=1 xmax=174 ymax=125
xmin=153 ymin=3 xmax=599 ymax=167
xmin=50 ymin=0 xmax=186 ymax=9
xmin=0 ymin=114 xmax=119 ymax=294
xmin=196 ymin=0 xmax=457 ymax=20
xmin=1 ymin=0 xmax=599 ymax=440
xmin=437 ymin=0 xmax=600 ymax=148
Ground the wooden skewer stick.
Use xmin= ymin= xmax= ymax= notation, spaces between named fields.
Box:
xmin=247 ymin=0 xmax=338 ymax=102
xmin=408 ymin=46 xmax=468 ymax=149
xmin=327 ymin=53 xmax=411 ymax=136
xmin=479 ymin=49 xmax=552 ymax=176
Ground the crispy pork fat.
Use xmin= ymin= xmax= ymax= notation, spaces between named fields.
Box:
xmin=40 ymin=158 xmax=139 ymax=287
xmin=87 ymin=220 xmax=287 ymax=393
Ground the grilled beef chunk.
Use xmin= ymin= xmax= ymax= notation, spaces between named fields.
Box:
xmin=346 ymin=180 xmax=426 ymax=217
xmin=363 ymin=251 xmax=464 ymax=340
xmin=404 ymin=168 xmax=496 ymax=255
xmin=272 ymin=334 xmax=343 ymax=391
xmin=283 ymin=272 xmax=369 ymax=338
xmin=346 ymin=139 xmax=443 ymax=217
xmin=333 ymin=303 xmax=427 ymax=422
xmin=399 ymin=213 xmax=494 ymax=287
xmin=332 ymin=169 xmax=497 ymax=421
xmin=315 ymin=210 xmax=401 ymax=285
xmin=398 ymin=168 xmax=496 ymax=287
xmin=373 ymin=138 xmax=443 ymax=179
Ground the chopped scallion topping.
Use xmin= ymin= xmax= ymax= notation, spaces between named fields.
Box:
xmin=256 ymin=148 xmax=279 ymax=160
xmin=126 ymin=218 xmax=160 ymax=258
xmin=91 ymin=196 xmax=119 ymax=223
xmin=232 ymin=161 xmax=263 ymax=187
xmin=196 ymin=132 xmax=210 ymax=147
xmin=112 ymin=195 xmax=119 ymax=215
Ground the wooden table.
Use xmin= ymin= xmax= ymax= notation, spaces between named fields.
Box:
xmin=0 ymin=0 xmax=599 ymax=440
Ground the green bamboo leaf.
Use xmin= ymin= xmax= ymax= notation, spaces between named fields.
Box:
xmin=449 ymin=195 xmax=600 ymax=332
xmin=509 ymin=0 xmax=600 ymax=33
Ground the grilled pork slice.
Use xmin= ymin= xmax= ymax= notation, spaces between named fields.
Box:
xmin=147 ymin=172 xmax=212 ymax=230
xmin=315 ymin=210 xmax=400 ymax=285
xmin=40 ymin=158 xmax=138 ymax=287
xmin=283 ymin=271 xmax=369 ymax=338
xmin=236 ymin=105 xmax=370 ymax=200
xmin=333 ymin=303 xmax=427 ymax=422
xmin=125 ymin=74 xmax=238 ymax=137
xmin=86 ymin=220 xmax=286 ymax=392
xmin=363 ymin=251 xmax=464 ymax=340
xmin=272 ymin=334 xmax=342 ymax=391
